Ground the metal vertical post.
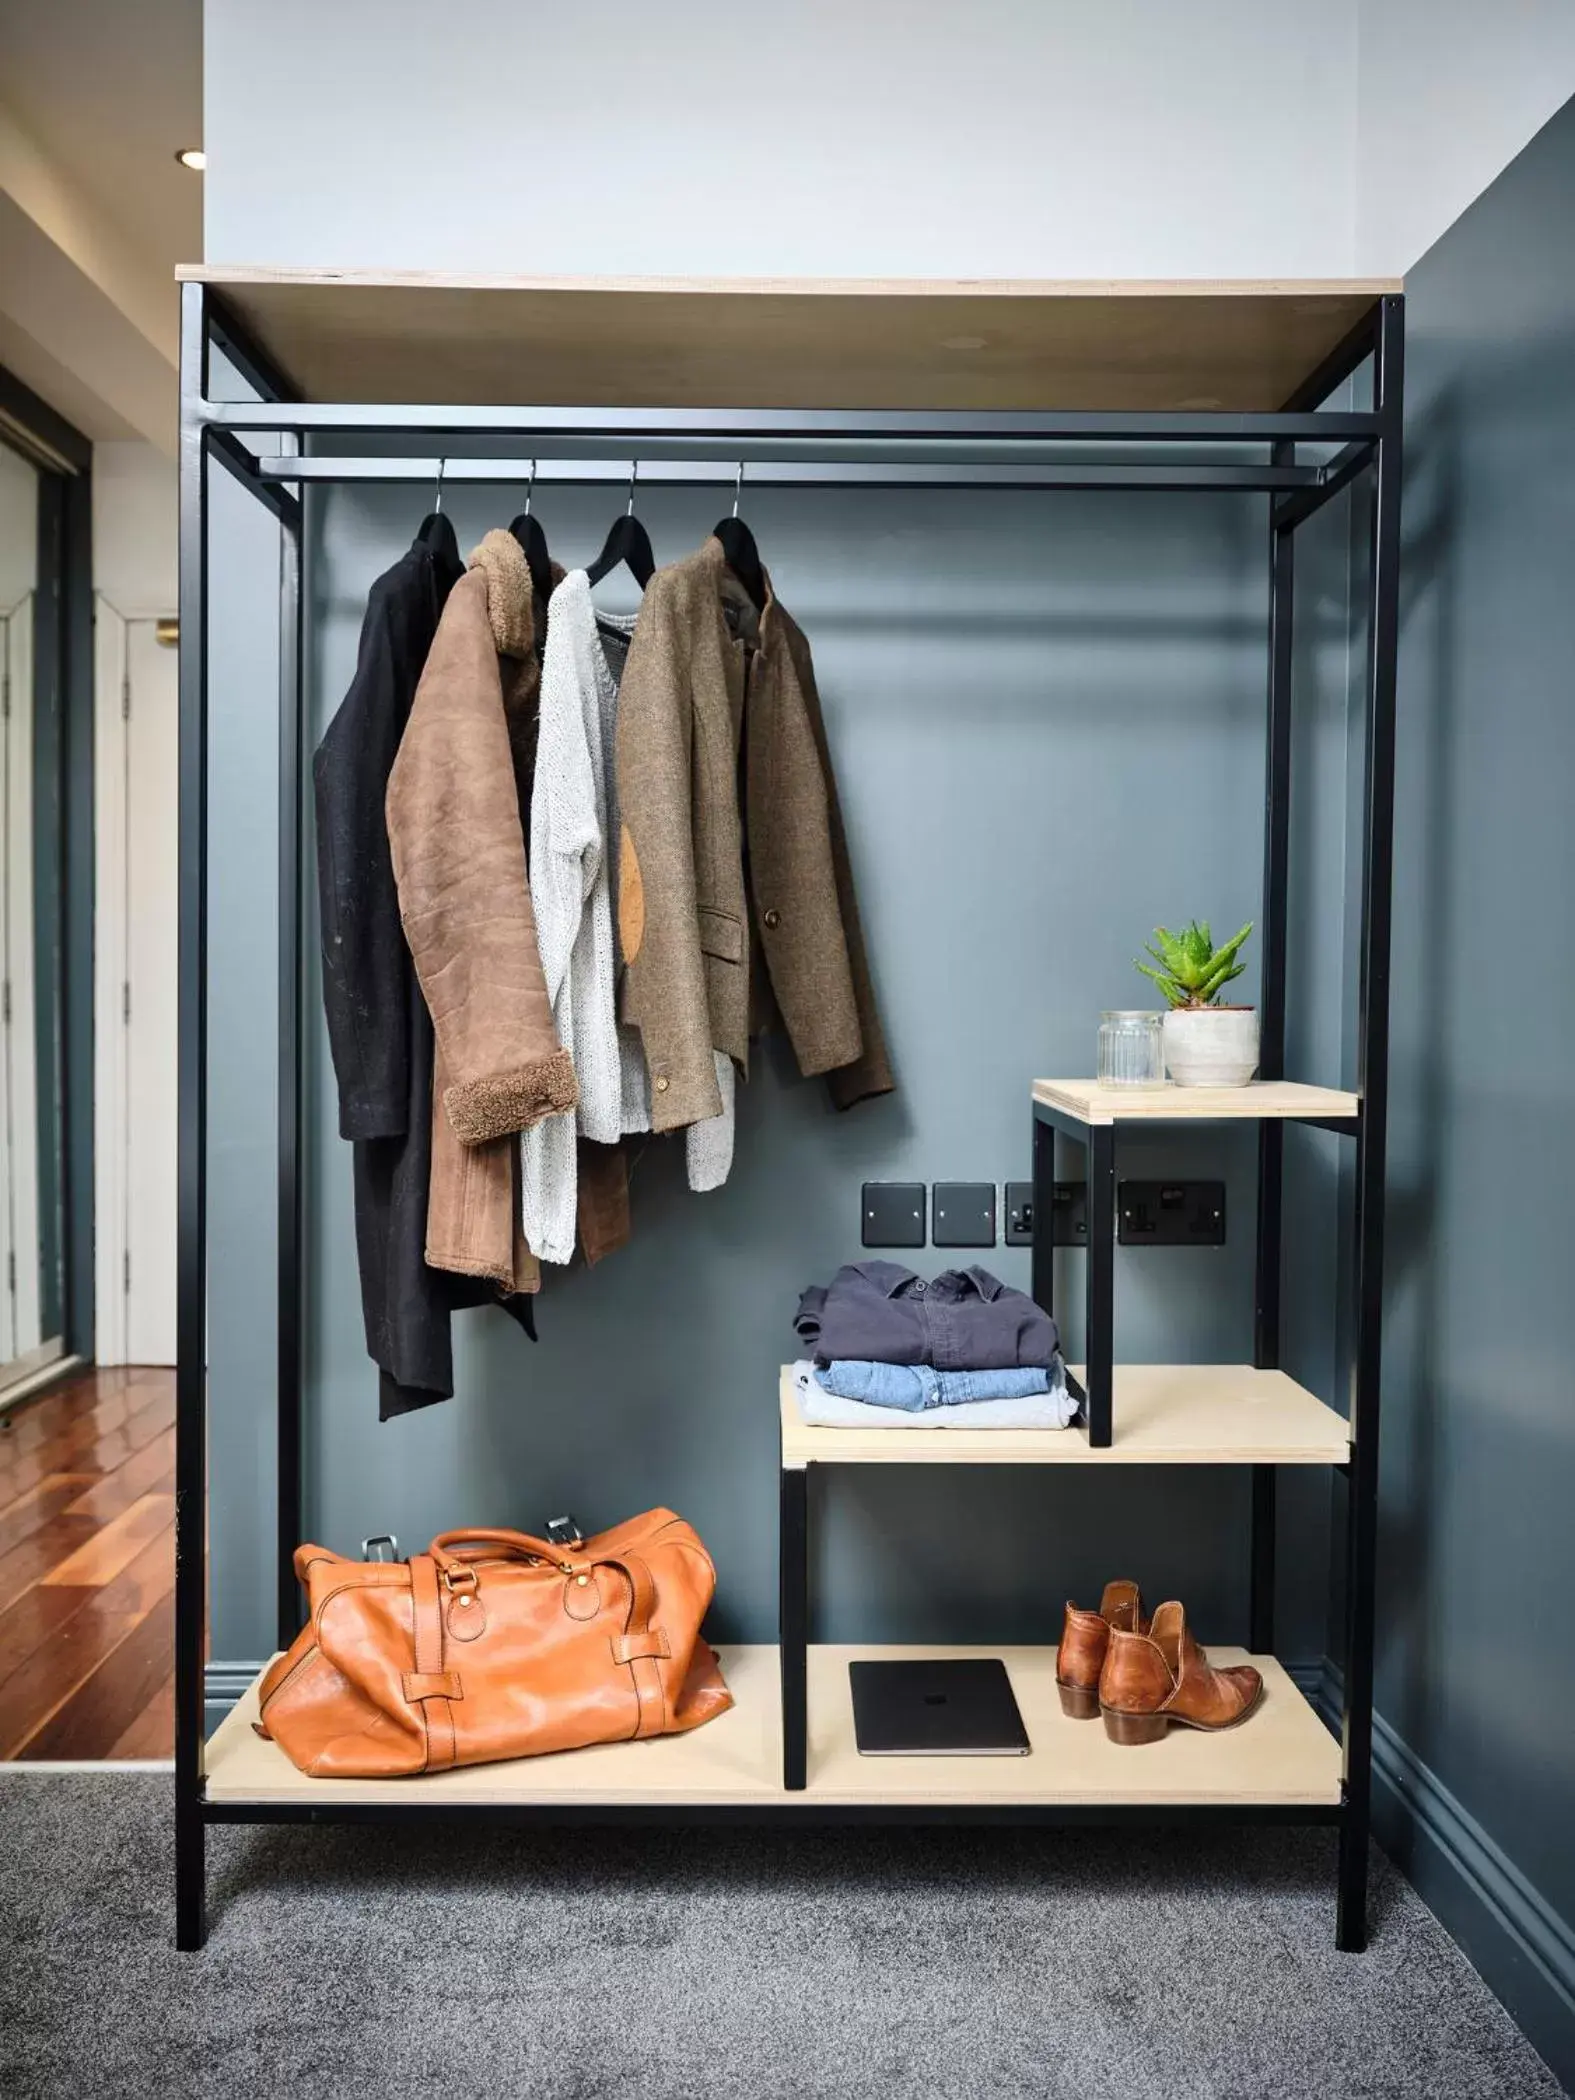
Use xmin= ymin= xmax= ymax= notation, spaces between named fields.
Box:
xmin=1338 ymin=294 xmax=1403 ymax=1955
xmin=1084 ymin=1126 xmax=1116 ymax=1447
xmin=779 ymin=1465 xmax=809 ymax=1789
xmin=1252 ymin=442 xmax=1296 ymax=1655
xmin=1249 ymin=1468 xmax=1277 ymax=1656
xmin=276 ymin=435 xmax=305 ymax=1647
xmin=174 ymin=280 xmax=211 ymax=1953
xmin=1030 ymin=1109 xmax=1055 ymax=1320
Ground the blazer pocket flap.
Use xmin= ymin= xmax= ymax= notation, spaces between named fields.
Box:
xmin=698 ymin=908 xmax=743 ymax=965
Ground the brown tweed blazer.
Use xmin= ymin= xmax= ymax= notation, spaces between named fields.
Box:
xmin=387 ymin=531 xmax=576 ymax=1291
xmin=616 ymin=536 xmax=892 ymax=1131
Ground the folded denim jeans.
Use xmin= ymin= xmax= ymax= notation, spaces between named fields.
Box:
xmin=792 ymin=1360 xmax=1079 ymax=1433
xmin=817 ymin=1359 xmax=1051 ymax=1413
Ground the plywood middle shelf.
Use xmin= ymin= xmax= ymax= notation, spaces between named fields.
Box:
xmin=205 ymin=1645 xmax=1337 ymax=1807
xmin=1033 ymin=1078 xmax=1360 ymax=1124
xmin=780 ymin=1364 xmax=1349 ymax=1466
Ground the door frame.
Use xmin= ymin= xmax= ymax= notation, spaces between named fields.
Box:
xmin=0 ymin=360 xmax=95 ymax=1394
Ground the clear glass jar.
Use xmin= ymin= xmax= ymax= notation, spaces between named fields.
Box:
xmin=1098 ymin=1010 xmax=1164 ymax=1087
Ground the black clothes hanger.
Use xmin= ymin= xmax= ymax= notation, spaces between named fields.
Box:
xmin=712 ymin=462 xmax=767 ymax=615
xmin=586 ymin=462 xmax=656 ymax=590
xmin=416 ymin=456 xmax=460 ymax=568
xmin=416 ymin=458 xmax=460 ymax=567
xmin=417 ymin=509 xmax=460 ymax=565
xmin=507 ymin=460 xmax=554 ymax=618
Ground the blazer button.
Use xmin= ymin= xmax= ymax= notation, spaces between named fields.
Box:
xmin=763 ymin=909 xmax=781 ymax=930
xmin=655 ymin=1075 xmax=669 ymax=1093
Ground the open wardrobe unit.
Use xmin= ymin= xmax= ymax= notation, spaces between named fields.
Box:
xmin=174 ymin=270 xmax=1402 ymax=1953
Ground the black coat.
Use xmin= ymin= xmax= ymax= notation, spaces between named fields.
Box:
xmin=313 ymin=521 xmax=533 ymax=1418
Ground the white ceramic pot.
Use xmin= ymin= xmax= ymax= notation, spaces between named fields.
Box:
xmin=1163 ymin=1006 xmax=1260 ymax=1088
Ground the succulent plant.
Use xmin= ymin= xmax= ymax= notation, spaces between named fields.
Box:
xmin=1134 ymin=919 xmax=1253 ymax=1009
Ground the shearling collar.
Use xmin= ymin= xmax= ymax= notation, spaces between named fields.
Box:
xmin=468 ymin=529 xmax=536 ymax=660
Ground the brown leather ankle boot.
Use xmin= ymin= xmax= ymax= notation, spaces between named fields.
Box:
xmin=1098 ymin=1599 xmax=1263 ymax=1744
xmin=1056 ymin=1579 xmax=1148 ymax=1719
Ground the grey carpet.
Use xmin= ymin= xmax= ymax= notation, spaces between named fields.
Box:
xmin=0 ymin=1772 xmax=1559 ymax=2100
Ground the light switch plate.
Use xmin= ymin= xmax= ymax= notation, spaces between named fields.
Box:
xmin=932 ymin=1182 xmax=996 ymax=1248
xmin=861 ymin=1182 xmax=926 ymax=1248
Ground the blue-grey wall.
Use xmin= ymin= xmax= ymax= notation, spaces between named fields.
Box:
xmin=206 ymin=468 xmax=1356 ymax=1672
xmin=1374 ymin=95 xmax=1575 ymax=2090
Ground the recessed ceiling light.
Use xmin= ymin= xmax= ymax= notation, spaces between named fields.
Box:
xmin=175 ymin=147 xmax=206 ymax=172
xmin=941 ymin=334 xmax=988 ymax=352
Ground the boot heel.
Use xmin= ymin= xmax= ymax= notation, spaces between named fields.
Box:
xmin=1057 ymin=1681 xmax=1100 ymax=1720
xmin=1102 ymin=1707 xmax=1168 ymax=1746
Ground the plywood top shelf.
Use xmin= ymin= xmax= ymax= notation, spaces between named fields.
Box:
xmin=780 ymin=1364 xmax=1350 ymax=1467
xmin=180 ymin=266 xmax=1398 ymax=412
xmin=1033 ymin=1078 xmax=1360 ymax=1125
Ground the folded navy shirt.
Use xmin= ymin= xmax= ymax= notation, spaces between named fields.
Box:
xmin=795 ymin=1261 xmax=1059 ymax=1371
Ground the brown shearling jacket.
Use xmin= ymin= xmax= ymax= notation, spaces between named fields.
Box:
xmin=616 ymin=537 xmax=892 ymax=1131
xmin=387 ymin=531 xmax=577 ymax=1291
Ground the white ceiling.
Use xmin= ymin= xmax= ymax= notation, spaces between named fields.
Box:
xmin=1 ymin=0 xmax=202 ymax=282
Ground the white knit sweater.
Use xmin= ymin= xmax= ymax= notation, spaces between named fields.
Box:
xmin=519 ymin=574 xmax=629 ymax=1262
xmin=520 ymin=574 xmax=732 ymax=1264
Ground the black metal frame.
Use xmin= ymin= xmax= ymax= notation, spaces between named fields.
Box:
xmin=175 ymin=281 xmax=1402 ymax=1955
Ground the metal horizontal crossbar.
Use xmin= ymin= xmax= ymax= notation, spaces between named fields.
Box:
xmin=209 ymin=428 xmax=302 ymax=529
xmin=1273 ymin=438 xmax=1376 ymax=530
xmin=201 ymin=1797 xmax=1344 ymax=1829
xmin=248 ymin=453 xmax=1321 ymax=495
xmin=203 ymin=399 xmax=1384 ymax=445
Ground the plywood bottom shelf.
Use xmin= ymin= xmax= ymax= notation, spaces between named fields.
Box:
xmin=205 ymin=1644 xmax=1337 ymax=1808
xmin=780 ymin=1364 xmax=1350 ymax=1466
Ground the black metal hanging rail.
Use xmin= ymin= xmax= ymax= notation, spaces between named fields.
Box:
xmin=175 ymin=278 xmax=1402 ymax=1959
xmin=250 ymin=455 xmax=1334 ymax=495
xmin=204 ymin=398 xmax=1383 ymax=441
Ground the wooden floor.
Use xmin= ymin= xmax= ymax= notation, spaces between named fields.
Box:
xmin=0 ymin=1364 xmax=175 ymax=1759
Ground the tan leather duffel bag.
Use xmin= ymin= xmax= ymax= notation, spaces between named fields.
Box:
xmin=255 ymin=1513 xmax=732 ymax=1778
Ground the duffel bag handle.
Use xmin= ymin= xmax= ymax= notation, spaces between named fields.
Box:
xmin=427 ymin=1530 xmax=659 ymax=1644
xmin=429 ymin=1526 xmax=574 ymax=1572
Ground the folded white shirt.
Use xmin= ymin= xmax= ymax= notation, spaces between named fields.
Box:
xmin=789 ymin=1360 xmax=1078 ymax=1432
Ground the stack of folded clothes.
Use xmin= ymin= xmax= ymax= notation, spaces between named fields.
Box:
xmin=792 ymin=1260 xmax=1079 ymax=1430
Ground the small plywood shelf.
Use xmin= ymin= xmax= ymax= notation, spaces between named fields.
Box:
xmin=1033 ymin=1078 xmax=1360 ymax=1125
xmin=781 ymin=1364 xmax=1349 ymax=1467
xmin=179 ymin=265 xmax=1397 ymax=412
xmin=205 ymin=1644 xmax=1336 ymax=1808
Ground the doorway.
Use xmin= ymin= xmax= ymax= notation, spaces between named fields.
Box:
xmin=94 ymin=606 xmax=177 ymax=1366
xmin=0 ymin=396 xmax=90 ymax=1404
